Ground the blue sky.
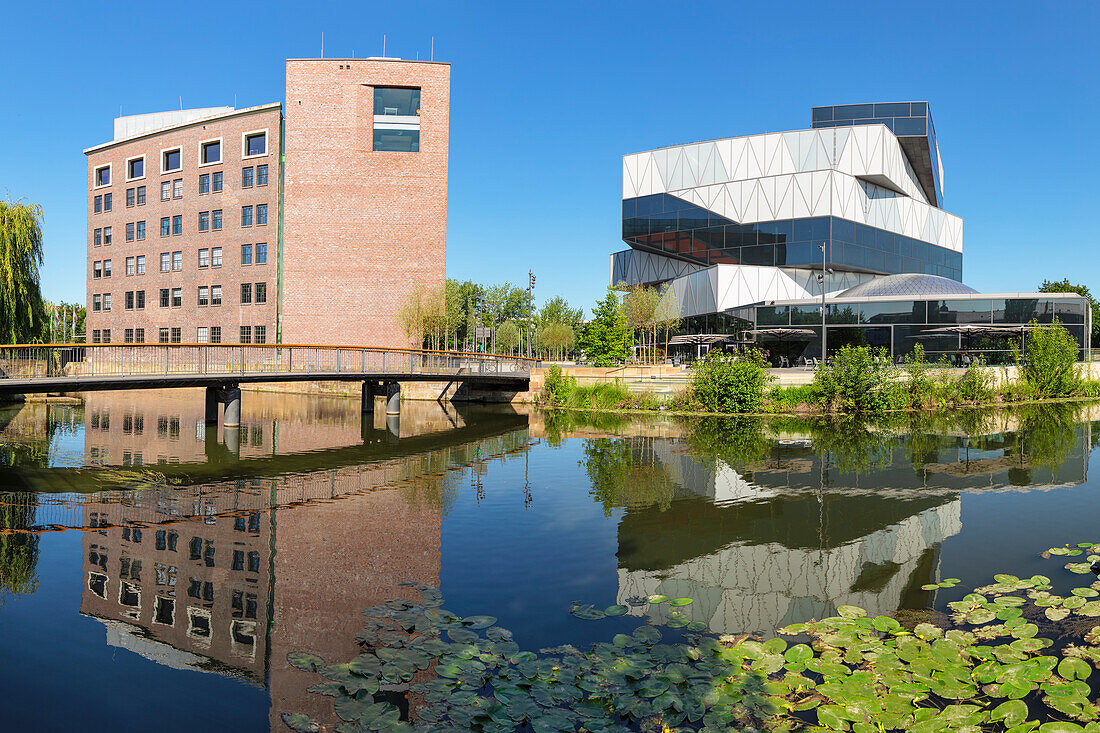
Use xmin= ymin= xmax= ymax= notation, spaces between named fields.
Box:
xmin=2 ymin=1 xmax=1097 ymax=314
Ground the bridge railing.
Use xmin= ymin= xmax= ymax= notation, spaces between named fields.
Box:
xmin=0 ymin=344 xmax=536 ymax=382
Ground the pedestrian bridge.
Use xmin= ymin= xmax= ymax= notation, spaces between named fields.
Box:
xmin=0 ymin=343 xmax=534 ymax=427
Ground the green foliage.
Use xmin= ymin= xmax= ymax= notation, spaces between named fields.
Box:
xmin=764 ymin=384 xmax=816 ymax=413
xmin=580 ymin=287 xmax=628 ymax=366
xmin=688 ymin=349 xmax=771 ymax=413
xmin=289 ymin=543 xmax=1100 ymax=732
xmin=812 ymin=345 xmax=904 ymax=413
xmin=0 ymin=200 xmax=47 ymax=344
xmin=581 ymin=437 xmax=677 ymax=514
xmin=541 ymin=364 xmax=574 ymax=405
xmin=1019 ymin=319 xmax=1081 ymax=398
xmin=0 ymin=493 xmax=40 ymax=604
xmin=680 ymin=415 xmax=773 ymax=467
xmin=1039 ymin=278 xmax=1100 ymax=341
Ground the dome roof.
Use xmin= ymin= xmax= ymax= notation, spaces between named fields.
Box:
xmin=839 ymin=274 xmax=979 ymax=299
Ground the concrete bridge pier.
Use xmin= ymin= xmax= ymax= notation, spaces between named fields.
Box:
xmin=204 ymin=384 xmax=242 ymax=428
xmin=361 ymin=381 xmax=377 ymax=413
xmin=384 ymin=381 xmax=401 ymax=415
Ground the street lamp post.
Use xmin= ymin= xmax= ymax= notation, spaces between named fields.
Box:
xmin=527 ymin=270 xmax=536 ymax=360
xmin=818 ymin=244 xmax=827 ymax=362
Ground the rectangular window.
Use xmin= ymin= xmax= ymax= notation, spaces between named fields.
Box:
xmin=196 ymin=327 xmax=208 ymax=343
xmin=125 ymin=291 xmax=134 ymax=310
xmin=159 ymin=289 xmax=169 ymax=307
xmin=126 ymin=188 xmax=135 ymax=207
xmin=125 ymin=257 xmax=135 ymax=276
xmin=172 ymin=215 xmax=182 ymax=234
xmin=212 ymin=209 xmax=222 ymax=230
xmin=240 ymin=283 xmax=252 ymax=304
xmin=241 ymin=205 xmax=253 ymax=227
xmin=136 ymin=221 xmax=145 ymax=240
xmin=136 ymin=290 xmax=145 ymax=309
xmin=94 ymin=228 xmax=102 ymax=247
xmin=256 ymin=204 xmax=267 ymax=225
xmin=103 ymin=293 xmax=112 ymax=311
xmin=103 ymin=192 xmax=113 ymax=211
xmin=172 ymin=251 xmax=182 ymax=271
xmin=210 ymin=326 xmax=221 ymax=343
xmin=254 ymin=325 xmax=266 ymax=344
xmin=208 ymin=285 xmax=221 ymax=306
xmin=159 ymin=327 xmax=169 ymax=343
xmin=92 ymin=329 xmax=100 ymax=343
xmin=95 ymin=165 xmax=111 ymax=186
xmin=102 ymin=329 xmax=111 ymax=343
xmin=103 ymin=226 xmax=112 ymax=244
xmin=201 ymin=140 xmax=221 ymax=165
xmin=373 ymin=128 xmax=420 ymax=152
xmin=255 ymin=282 xmax=266 ymax=304
xmin=103 ymin=259 xmax=112 ymax=277
xmin=136 ymin=255 xmax=145 ymax=274
xmin=199 ymin=211 xmax=210 ymax=231
xmin=173 ymin=178 xmax=182 ymax=199
xmin=241 ymin=244 xmax=252 ymax=265
xmin=255 ymin=243 xmax=267 ymax=264
xmin=161 ymin=181 xmax=171 ymax=201
xmin=135 ymin=328 xmax=144 ymax=343
xmin=126 ymin=222 xmax=134 ymax=242
xmin=170 ymin=327 xmax=181 ymax=343
xmin=244 ymin=132 xmax=266 ymax=157
xmin=257 ymin=164 xmax=268 ymax=186
xmin=239 ymin=326 xmax=252 ymax=344
xmin=162 ymin=148 xmax=181 ymax=173
xmin=92 ymin=294 xmax=102 ymax=311
xmin=127 ymin=157 xmax=144 ymax=180
xmin=124 ymin=328 xmax=134 ymax=343
xmin=160 ymin=252 xmax=170 ymax=272
xmin=212 ymin=247 xmax=222 ymax=267
xmin=137 ymin=185 xmax=146 ymax=205
xmin=93 ymin=261 xmax=102 ymax=278
xmin=171 ymin=288 xmax=182 ymax=307
xmin=94 ymin=195 xmax=102 ymax=213
xmin=242 ymin=166 xmax=254 ymax=188
xmin=212 ymin=171 xmax=223 ymax=192
xmin=160 ymin=217 xmax=170 ymax=236
xmin=198 ymin=286 xmax=209 ymax=306
xmin=199 ymin=173 xmax=210 ymax=194
xmin=198 ymin=249 xmax=210 ymax=268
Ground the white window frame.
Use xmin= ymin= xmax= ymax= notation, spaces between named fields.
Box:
xmin=198 ymin=136 xmax=224 ymax=167
xmin=161 ymin=146 xmax=183 ymax=174
xmin=125 ymin=155 xmax=146 ymax=182
xmin=93 ymin=164 xmax=112 ymax=189
xmin=241 ymin=129 xmax=269 ymax=160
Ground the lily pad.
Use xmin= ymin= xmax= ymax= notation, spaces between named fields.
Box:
xmin=287 ymin=652 xmax=325 ymax=672
xmin=281 ymin=713 xmax=320 ymax=732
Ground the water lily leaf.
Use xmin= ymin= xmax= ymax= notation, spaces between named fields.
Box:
xmin=647 ymin=594 xmax=670 ymax=604
xmin=816 ymin=705 xmax=848 ymax=730
xmin=333 ymin=695 xmax=382 ymax=723
xmin=486 ymin=626 xmax=513 ymax=642
xmin=633 ymin=625 xmax=661 ymax=645
xmin=872 ymin=615 xmax=902 ymax=633
xmin=1038 ymin=724 xmax=1085 ymax=732
xmin=921 ymin=584 xmax=939 ymax=591
xmin=359 ymin=701 xmax=401 ymax=730
xmin=461 ymin=615 xmax=497 ymax=629
xmin=1059 ymin=657 xmax=1092 ymax=681
xmin=604 ymin=604 xmax=628 ymax=616
xmin=281 ymin=713 xmax=320 ymax=732
xmin=686 ymin=621 xmax=708 ymax=632
xmin=837 ymin=605 xmax=866 ymax=619
xmin=666 ymin=612 xmax=689 ymax=628
xmin=669 ymin=598 xmax=693 ymax=606
xmin=447 ymin=627 xmax=479 ymax=643
xmin=1047 ymin=607 xmax=1071 ymax=621
xmin=287 ymin=652 xmax=325 ymax=672
xmin=531 ymin=713 xmax=576 ymax=732
xmin=570 ymin=605 xmax=606 ymax=621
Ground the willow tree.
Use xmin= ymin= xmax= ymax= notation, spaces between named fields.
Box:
xmin=0 ymin=201 xmax=47 ymax=344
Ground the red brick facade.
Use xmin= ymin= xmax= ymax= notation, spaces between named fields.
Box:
xmin=85 ymin=58 xmax=449 ymax=348
xmin=282 ymin=59 xmax=449 ymax=346
xmin=84 ymin=106 xmax=281 ymax=345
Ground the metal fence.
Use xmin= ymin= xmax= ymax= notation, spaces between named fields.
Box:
xmin=0 ymin=344 xmax=535 ymax=382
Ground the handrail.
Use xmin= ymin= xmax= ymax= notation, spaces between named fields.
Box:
xmin=0 ymin=343 xmax=540 ymax=362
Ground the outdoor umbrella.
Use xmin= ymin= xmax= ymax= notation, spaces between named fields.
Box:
xmin=746 ymin=328 xmax=817 ymax=365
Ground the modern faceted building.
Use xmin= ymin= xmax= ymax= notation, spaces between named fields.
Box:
xmin=85 ymin=57 xmax=448 ymax=347
xmin=613 ymin=102 xmax=1090 ymax=360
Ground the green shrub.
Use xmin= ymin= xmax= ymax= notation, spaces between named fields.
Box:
xmin=1019 ymin=318 xmax=1080 ymax=398
xmin=688 ymin=350 xmax=771 ymax=413
xmin=952 ymin=359 xmax=996 ymax=404
xmin=764 ymin=384 xmax=816 ymax=413
xmin=541 ymin=364 xmax=575 ymax=405
xmin=812 ymin=345 xmax=903 ymax=414
xmin=902 ymin=343 xmax=936 ymax=409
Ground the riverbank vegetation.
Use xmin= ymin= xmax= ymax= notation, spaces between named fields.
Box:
xmin=540 ymin=321 xmax=1097 ymax=417
xmin=0 ymin=200 xmax=48 ymax=343
xmin=284 ymin=537 xmax=1100 ymax=732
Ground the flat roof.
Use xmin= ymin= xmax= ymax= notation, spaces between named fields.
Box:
xmin=756 ymin=291 xmax=1088 ymax=308
xmin=286 ymin=57 xmax=449 ymax=65
xmin=84 ymin=102 xmax=282 ymax=155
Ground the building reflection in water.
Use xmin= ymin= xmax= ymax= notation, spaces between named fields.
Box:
xmin=0 ymin=389 xmax=532 ymax=727
xmin=586 ymin=414 xmax=1091 ymax=638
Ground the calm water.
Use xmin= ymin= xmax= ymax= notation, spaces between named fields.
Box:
xmin=1 ymin=390 xmax=1098 ymax=730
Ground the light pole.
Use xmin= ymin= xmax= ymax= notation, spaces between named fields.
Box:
xmin=818 ymin=244 xmax=827 ymax=362
xmin=526 ymin=270 xmax=536 ymax=360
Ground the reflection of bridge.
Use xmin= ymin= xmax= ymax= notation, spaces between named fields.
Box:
xmin=0 ymin=344 xmax=533 ymax=427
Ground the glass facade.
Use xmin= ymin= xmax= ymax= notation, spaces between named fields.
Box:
xmin=622 ymin=193 xmax=962 ymax=280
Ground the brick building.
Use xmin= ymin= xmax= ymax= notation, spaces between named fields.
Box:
xmin=84 ymin=58 xmax=449 ymax=347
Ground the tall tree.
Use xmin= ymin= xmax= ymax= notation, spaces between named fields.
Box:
xmin=1039 ymin=278 xmax=1100 ymax=342
xmin=653 ymin=285 xmax=683 ymax=359
xmin=536 ymin=295 xmax=583 ymax=359
xmin=581 ymin=287 xmax=628 ymax=366
xmin=0 ymin=201 xmax=47 ymax=344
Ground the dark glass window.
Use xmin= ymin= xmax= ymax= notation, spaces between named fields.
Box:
xmin=163 ymin=149 xmax=181 ymax=171
xmin=373 ymin=128 xmax=420 ymax=152
xmin=242 ymin=167 xmax=254 ymax=188
xmin=928 ymin=299 xmax=992 ymax=324
xmin=257 ymin=164 xmax=268 ymax=186
xmin=756 ymin=306 xmax=790 ymax=326
xmin=212 ymin=171 xmax=223 ymax=192
xmin=873 ymin=102 xmax=911 ymax=117
xmin=128 ymin=158 xmax=144 ymax=179
xmin=201 ymin=140 xmax=221 ymax=164
xmin=859 ymin=300 xmax=926 ymax=324
xmin=373 ymin=87 xmax=421 ymax=116
xmin=199 ymin=174 xmax=210 ymax=194
xmin=790 ymin=305 xmax=823 ymax=325
xmin=245 ymin=132 xmax=266 ymax=156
